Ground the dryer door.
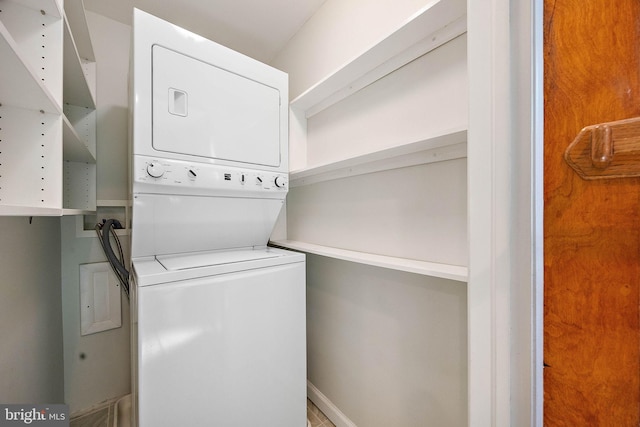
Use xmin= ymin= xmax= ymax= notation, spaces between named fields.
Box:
xmin=152 ymin=45 xmax=281 ymax=167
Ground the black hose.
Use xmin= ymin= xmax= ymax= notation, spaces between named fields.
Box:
xmin=96 ymin=219 xmax=130 ymax=298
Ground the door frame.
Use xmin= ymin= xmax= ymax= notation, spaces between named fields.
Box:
xmin=467 ymin=0 xmax=544 ymax=425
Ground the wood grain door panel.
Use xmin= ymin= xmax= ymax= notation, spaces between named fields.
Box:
xmin=544 ymin=0 xmax=640 ymax=425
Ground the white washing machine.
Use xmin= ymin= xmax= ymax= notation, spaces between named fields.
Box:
xmin=129 ymin=10 xmax=306 ymax=427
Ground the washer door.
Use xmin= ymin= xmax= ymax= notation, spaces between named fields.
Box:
xmin=152 ymin=45 xmax=281 ymax=167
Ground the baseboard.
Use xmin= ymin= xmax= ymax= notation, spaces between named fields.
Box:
xmin=307 ymin=381 xmax=357 ymax=427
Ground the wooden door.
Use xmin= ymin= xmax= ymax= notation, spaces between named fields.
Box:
xmin=544 ymin=0 xmax=640 ymax=425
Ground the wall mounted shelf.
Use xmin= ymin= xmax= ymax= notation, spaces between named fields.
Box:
xmin=281 ymin=0 xmax=468 ymax=284
xmin=290 ymin=0 xmax=466 ymax=118
xmin=64 ymin=0 xmax=95 ymax=62
xmin=290 ymin=127 xmax=467 ymax=187
xmin=270 ymin=239 xmax=468 ymax=282
xmin=63 ymin=15 xmax=95 ymax=108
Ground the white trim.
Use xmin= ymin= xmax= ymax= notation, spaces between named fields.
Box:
xmin=467 ymin=0 xmax=543 ymax=425
xmin=467 ymin=0 xmax=511 ymax=424
xmin=307 ymin=381 xmax=357 ymax=427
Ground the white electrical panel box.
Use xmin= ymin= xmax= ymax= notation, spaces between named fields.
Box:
xmin=80 ymin=262 xmax=122 ymax=336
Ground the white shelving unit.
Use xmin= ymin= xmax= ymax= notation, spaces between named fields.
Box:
xmin=0 ymin=0 xmax=96 ymax=216
xmin=279 ymin=0 xmax=468 ymax=282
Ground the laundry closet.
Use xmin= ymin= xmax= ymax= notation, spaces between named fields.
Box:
xmin=0 ymin=0 xmax=540 ymax=426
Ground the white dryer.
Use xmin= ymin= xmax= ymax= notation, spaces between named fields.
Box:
xmin=129 ymin=10 xmax=306 ymax=427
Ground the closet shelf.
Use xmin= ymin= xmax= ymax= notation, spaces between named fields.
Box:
xmin=0 ymin=20 xmax=60 ymax=114
xmin=63 ymin=208 xmax=95 ymax=216
xmin=64 ymin=0 xmax=95 ymax=61
xmin=290 ymin=127 xmax=467 ymax=187
xmin=63 ymin=115 xmax=95 ymax=163
xmin=290 ymin=0 xmax=466 ymax=118
xmin=63 ymin=14 xmax=95 ymax=108
xmin=0 ymin=205 xmax=62 ymax=216
xmin=270 ymin=239 xmax=468 ymax=282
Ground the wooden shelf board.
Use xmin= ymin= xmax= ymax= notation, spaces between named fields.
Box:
xmin=290 ymin=127 xmax=467 ymax=187
xmin=290 ymin=0 xmax=466 ymax=117
xmin=270 ymin=239 xmax=468 ymax=282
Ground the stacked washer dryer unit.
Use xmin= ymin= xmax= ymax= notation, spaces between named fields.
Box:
xmin=129 ymin=9 xmax=306 ymax=427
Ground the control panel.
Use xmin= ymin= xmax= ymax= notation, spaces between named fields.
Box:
xmin=133 ymin=155 xmax=288 ymax=198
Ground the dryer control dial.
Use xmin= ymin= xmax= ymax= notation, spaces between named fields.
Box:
xmin=274 ymin=175 xmax=287 ymax=188
xmin=146 ymin=161 xmax=165 ymax=178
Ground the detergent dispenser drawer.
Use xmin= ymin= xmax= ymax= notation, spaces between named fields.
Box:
xmin=152 ymin=45 xmax=281 ymax=167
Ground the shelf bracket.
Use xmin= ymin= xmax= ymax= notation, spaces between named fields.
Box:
xmin=565 ymin=116 xmax=640 ymax=179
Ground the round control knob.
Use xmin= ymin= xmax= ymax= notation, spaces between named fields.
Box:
xmin=146 ymin=161 xmax=165 ymax=178
xmin=274 ymin=175 xmax=287 ymax=188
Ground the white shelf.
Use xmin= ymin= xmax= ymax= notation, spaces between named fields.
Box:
xmin=270 ymin=239 xmax=468 ymax=282
xmin=63 ymin=208 xmax=94 ymax=216
xmin=0 ymin=205 xmax=62 ymax=216
xmin=62 ymin=115 xmax=95 ymax=162
xmin=12 ymin=0 xmax=62 ymax=18
xmin=290 ymin=127 xmax=467 ymax=187
xmin=290 ymin=0 xmax=466 ymax=118
xmin=63 ymin=14 xmax=95 ymax=108
xmin=63 ymin=0 xmax=94 ymax=61
xmin=0 ymin=20 xmax=60 ymax=113
xmin=64 ymin=103 xmax=96 ymax=160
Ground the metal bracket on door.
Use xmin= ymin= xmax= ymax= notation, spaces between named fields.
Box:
xmin=565 ymin=116 xmax=640 ymax=179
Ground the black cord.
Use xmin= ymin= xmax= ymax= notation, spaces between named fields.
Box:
xmin=95 ymin=219 xmax=130 ymax=298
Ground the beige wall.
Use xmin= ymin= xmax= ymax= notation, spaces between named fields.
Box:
xmin=0 ymin=216 xmax=64 ymax=403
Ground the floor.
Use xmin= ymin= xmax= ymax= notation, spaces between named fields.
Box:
xmin=307 ymin=398 xmax=336 ymax=427
xmin=70 ymin=397 xmax=336 ymax=427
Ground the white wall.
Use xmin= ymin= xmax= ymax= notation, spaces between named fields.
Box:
xmin=0 ymin=216 xmax=64 ymax=404
xmin=307 ymin=256 xmax=467 ymax=427
xmin=60 ymin=12 xmax=131 ymax=414
xmin=287 ymin=159 xmax=467 ymax=266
